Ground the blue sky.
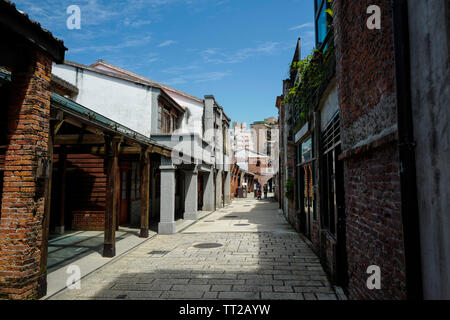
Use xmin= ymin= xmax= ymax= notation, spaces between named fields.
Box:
xmin=14 ymin=0 xmax=315 ymax=126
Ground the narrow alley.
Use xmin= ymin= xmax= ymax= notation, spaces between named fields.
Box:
xmin=48 ymin=196 xmax=339 ymax=300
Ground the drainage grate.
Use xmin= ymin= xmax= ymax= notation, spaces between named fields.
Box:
xmin=116 ymin=295 xmax=127 ymax=299
xmin=148 ymin=250 xmax=171 ymax=255
xmin=193 ymin=243 xmax=223 ymax=249
xmin=224 ymin=216 xmax=238 ymax=218
xmin=234 ymin=224 xmax=250 ymax=226
xmin=204 ymin=220 xmax=215 ymax=223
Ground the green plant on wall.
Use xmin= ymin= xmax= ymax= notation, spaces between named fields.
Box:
xmin=285 ymin=35 xmax=335 ymax=123
xmin=285 ymin=178 xmax=294 ymax=200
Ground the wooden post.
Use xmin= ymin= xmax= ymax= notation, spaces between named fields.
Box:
xmin=140 ymin=147 xmax=150 ymax=238
xmin=103 ymin=136 xmax=120 ymax=258
xmin=37 ymin=131 xmax=53 ymax=298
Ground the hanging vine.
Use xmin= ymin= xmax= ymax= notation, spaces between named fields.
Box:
xmin=285 ymin=33 xmax=335 ymax=124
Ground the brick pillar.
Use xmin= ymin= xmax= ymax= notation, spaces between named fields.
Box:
xmin=0 ymin=51 xmax=53 ymax=300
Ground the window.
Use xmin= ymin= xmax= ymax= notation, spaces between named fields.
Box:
xmin=296 ymin=135 xmax=317 ymax=231
xmin=171 ymin=114 xmax=176 ymax=132
xmin=315 ymin=0 xmax=332 ymax=47
xmin=320 ymin=113 xmax=343 ymax=236
xmin=301 ymin=138 xmax=312 ymax=163
xmin=158 ymin=106 xmax=162 ymax=130
xmin=159 ymin=103 xmax=179 ymax=134
xmin=267 ymin=142 xmax=272 ymax=157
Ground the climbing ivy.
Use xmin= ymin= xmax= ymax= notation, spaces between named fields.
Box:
xmin=285 ymin=35 xmax=335 ymax=123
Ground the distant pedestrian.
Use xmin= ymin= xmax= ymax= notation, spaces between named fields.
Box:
xmin=263 ymin=184 xmax=268 ymax=199
xmin=256 ymin=182 xmax=262 ymax=200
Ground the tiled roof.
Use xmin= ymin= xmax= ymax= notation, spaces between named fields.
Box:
xmin=2 ymin=0 xmax=66 ymax=49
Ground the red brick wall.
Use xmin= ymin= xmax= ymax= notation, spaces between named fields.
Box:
xmin=0 ymin=51 xmax=52 ymax=300
xmin=71 ymin=211 xmax=104 ymax=231
xmin=334 ymin=0 xmax=396 ymax=131
xmin=334 ymin=0 xmax=406 ymax=299
xmin=344 ymin=142 xmax=406 ymax=299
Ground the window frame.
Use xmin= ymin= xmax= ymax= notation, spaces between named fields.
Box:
xmin=314 ymin=0 xmax=332 ymax=47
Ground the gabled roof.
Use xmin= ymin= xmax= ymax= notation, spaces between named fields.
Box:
xmin=90 ymin=60 xmax=204 ymax=103
xmin=0 ymin=0 xmax=66 ymax=62
xmin=63 ymin=60 xmax=185 ymax=112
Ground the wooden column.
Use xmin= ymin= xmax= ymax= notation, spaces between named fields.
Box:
xmin=37 ymin=131 xmax=54 ymax=298
xmin=140 ymin=147 xmax=150 ymax=238
xmin=103 ymin=136 xmax=120 ymax=258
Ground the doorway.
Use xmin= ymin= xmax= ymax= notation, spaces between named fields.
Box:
xmin=198 ymin=172 xmax=204 ymax=210
xmin=320 ymin=112 xmax=347 ymax=287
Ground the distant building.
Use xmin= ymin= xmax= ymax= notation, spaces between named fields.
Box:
xmin=231 ymin=122 xmax=254 ymax=151
xmin=250 ymin=117 xmax=279 ymax=158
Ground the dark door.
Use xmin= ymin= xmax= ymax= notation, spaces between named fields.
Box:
xmin=320 ymin=112 xmax=347 ymax=287
xmin=198 ymin=173 xmax=204 ymax=210
xmin=222 ymin=172 xmax=225 ymax=206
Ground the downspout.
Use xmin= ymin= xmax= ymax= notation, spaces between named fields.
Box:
xmin=391 ymin=0 xmax=423 ymax=300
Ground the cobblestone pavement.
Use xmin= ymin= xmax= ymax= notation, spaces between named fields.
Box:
xmin=50 ymin=197 xmax=338 ymax=300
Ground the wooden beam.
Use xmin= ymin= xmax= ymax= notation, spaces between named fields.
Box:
xmin=63 ymin=117 xmax=104 ymax=135
xmin=53 ymin=119 xmax=65 ymax=136
xmin=140 ymin=147 xmax=151 ymax=238
xmin=55 ymin=134 xmax=105 ymax=145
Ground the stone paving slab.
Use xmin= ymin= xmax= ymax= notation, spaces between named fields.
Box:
xmin=49 ymin=197 xmax=338 ymax=300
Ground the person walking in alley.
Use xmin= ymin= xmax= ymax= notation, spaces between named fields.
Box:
xmin=256 ymin=181 xmax=262 ymax=200
xmin=263 ymin=184 xmax=268 ymax=199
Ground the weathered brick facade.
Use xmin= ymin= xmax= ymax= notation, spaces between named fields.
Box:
xmin=0 ymin=51 xmax=53 ymax=299
xmin=334 ymin=0 xmax=407 ymax=299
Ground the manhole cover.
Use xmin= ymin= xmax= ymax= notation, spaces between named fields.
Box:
xmin=234 ymin=224 xmax=250 ymax=226
xmin=193 ymin=243 xmax=223 ymax=249
xmin=148 ymin=250 xmax=170 ymax=255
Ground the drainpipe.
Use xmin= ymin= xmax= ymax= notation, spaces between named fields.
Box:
xmin=392 ymin=0 xmax=423 ymax=300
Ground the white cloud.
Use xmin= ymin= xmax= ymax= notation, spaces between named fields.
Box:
xmin=201 ymin=42 xmax=286 ymax=65
xmin=165 ymin=70 xmax=231 ymax=85
xmin=289 ymin=22 xmax=314 ymax=31
xmin=162 ymin=65 xmax=200 ymax=74
xmin=158 ymin=40 xmax=177 ymax=47
xmin=70 ymin=35 xmax=152 ymax=53
xmin=124 ymin=18 xmax=152 ymax=27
